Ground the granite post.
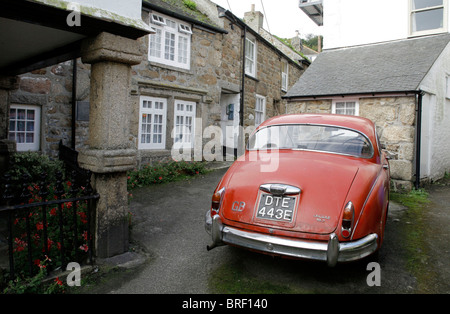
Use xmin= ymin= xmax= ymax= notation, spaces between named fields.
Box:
xmin=78 ymin=32 xmax=142 ymax=258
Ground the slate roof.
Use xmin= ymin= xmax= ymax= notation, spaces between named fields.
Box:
xmin=284 ymin=34 xmax=450 ymax=98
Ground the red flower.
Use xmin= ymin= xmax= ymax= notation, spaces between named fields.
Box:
xmin=50 ymin=208 xmax=57 ymax=216
xmin=54 ymin=277 xmax=63 ymax=286
xmin=79 ymin=244 xmax=89 ymax=252
xmin=36 ymin=221 xmax=44 ymax=231
xmin=13 ymin=238 xmax=27 ymax=252
xmin=78 ymin=212 xmax=87 ymax=224
xmin=158 ymin=176 xmax=163 ymax=180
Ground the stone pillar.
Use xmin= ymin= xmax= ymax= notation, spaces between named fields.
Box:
xmin=78 ymin=32 xmax=142 ymax=258
xmin=0 ymin=76 xmax=18 ymax=177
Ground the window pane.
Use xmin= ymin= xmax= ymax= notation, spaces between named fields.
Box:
xmin=413 ymin=0 xmax=442 ymax=10
xmin=178 ymin=36 xmax=188 ymax=64
xmin=27 ymin=110 xmax=35 ymax=120
xmin=17 ymin=121 xmax=25 ymax=131
xmin=26 ymin=133 xmax=34 ymax=143
xmin=150 ymin=29 xmax=162 ymax=58
xmin=17 ymin=132 xmax=25 ymax=143
xmin=17 ymin=109 xmax=25 ymax=120
xmin=412 ymin=8 xmax=444 ymax=32
xmin=165 ymin=33 xmax=175 ymax=61
xmin=26 ymin=121 xmax=34 ymax=132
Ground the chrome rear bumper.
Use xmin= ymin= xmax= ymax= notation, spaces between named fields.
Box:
xmin=205 ymin=213 xmax=378 ymax=267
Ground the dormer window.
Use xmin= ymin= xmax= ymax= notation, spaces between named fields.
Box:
xmin=179 ymin=24 xmax=192 ymax=35
xmin=151 ymin=14 xmax=166 ymax=26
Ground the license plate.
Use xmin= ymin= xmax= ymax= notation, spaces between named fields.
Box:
xmin=256 ymin=194 xmax=296 ymax=222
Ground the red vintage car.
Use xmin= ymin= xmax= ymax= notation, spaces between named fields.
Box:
xmin=205 ymin=114 xmax=390 ymax=267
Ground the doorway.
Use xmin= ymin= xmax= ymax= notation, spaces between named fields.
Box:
xmin=220 ymin=93 xmax=240 ymax=160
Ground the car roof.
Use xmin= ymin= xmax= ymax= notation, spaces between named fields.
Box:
xmin=259 ymin=114 xmax=376 ymax=138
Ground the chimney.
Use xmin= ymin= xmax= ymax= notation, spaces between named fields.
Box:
xmin=244 ymin=4 xmax=264 ymax=32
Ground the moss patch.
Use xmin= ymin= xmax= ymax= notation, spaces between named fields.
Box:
xmin=208 ymin=259 xmax=311 ymax=294
xmin=390 ymin=189 xmax=438 ymax=292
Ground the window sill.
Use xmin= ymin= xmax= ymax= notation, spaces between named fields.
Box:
xmin=146 ymin=60 xmax=192 ymax=74
xmin=245 ymin=74 xmax=259 ymax=82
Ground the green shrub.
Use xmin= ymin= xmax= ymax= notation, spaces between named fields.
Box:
xmin=8 ymin=152 xmax=64 ymax=183
xmin=127 ymin=160 xmax=207 ymax=191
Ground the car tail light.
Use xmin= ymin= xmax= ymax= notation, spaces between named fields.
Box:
xmin=211 ymin=188 xmax=225 ymax=216
xmin=341 ymin=201 xmax=354 ymax=239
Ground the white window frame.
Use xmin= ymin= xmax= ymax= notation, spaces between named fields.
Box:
xmin=173 ymin=100 xmax=196 ymax=149
xmin=148 ymin=13 xmax=192 ymax=70
xmin=255 ymin=95 xmax=266 ymax=126
xmin=138 ymin=96 xmax=167 ymax=150
xmin=281 ymin=61 xmax=289 ymax=92
xmin=9 ymin=104 xmax=41 ymax=152
xmin=409 ymin=0 xmax=447 ymax=37
xmin=332 ymin=99 xmax=359 ymax=116
xmin=245 ymin=36 xmax=257 ymax=77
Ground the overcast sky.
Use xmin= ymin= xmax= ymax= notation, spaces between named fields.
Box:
xmin=211 ymin=0 xmax=322 ymax=39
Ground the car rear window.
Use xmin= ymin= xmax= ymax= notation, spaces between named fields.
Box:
xmin=248 ymin=124 xmax=374 ymax=158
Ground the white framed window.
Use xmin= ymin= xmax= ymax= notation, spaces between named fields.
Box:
xmin=173 ymin=100 xmax=196 ymax=149
xmin=149 ymin=13 xmax=191 ymax=70
xmin=332 ymin=99 xmax=359 ymax=116
xmin=138 ymin=96 xmax=167 ymax=150
xmin=245 ymin=36 xmax=257 ymax=77
xmin=410 ymin=0 xmax=447 ymax=36
xmin=281 ymin=61 xmax=288 ymax=92
xmin=255 ymin=95 xmax=266 ymax=126
xmin=9 ymin=105 xmax=41 ymax=152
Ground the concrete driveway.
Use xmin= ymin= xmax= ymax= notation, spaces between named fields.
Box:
xmin=88 ymin=167 xmax=449 ymax=294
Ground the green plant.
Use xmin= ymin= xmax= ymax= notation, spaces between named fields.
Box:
xmin=127 ymin=160 xmax=207 ymax=191
xmin=8 ymin=152 xmax=64 ymax=183
xmin=183 ymin=0 xmax=197 ymax=11
xmin=2 ymin=256 xmax=65 ymax=294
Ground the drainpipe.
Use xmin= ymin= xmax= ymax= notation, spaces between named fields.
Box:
xmin=238 ymin=25 xmax=247 ymax=156
xmin=71 ymin=58 xmax=77 ymax=150
xmin=415 ymin=91 xmax=423 ymax=190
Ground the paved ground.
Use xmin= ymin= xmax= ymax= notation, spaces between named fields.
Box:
xmin=77 ymin=167 xmax=449 ymax=294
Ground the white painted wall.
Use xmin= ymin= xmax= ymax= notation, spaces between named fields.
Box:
xmin=419 ymin=42 xmax=450 ymax=180
xmin=34 ymin=0 xmax=151 ymax=31
xmin=322 ymin=0 xmax=449 ymax=49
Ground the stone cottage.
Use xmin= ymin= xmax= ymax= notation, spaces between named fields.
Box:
xmin=284 ymin=34 xmax=450 ymax=190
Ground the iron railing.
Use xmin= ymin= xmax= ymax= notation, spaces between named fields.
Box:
xmin=0 ymin=144 xmax=99 ymax=280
